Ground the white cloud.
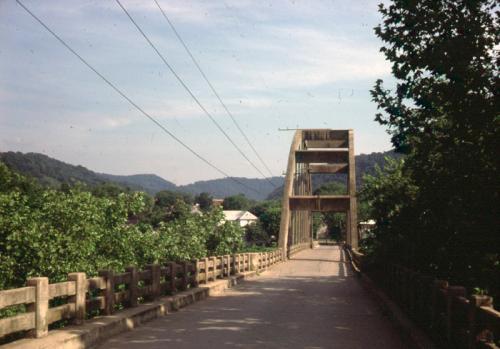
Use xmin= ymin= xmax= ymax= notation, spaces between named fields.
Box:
xmin=224 ymin=25 xmax=390 ymax=90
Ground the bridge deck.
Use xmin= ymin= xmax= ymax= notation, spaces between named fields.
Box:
xmin=97 ymin=246 xmax=405 ymax=348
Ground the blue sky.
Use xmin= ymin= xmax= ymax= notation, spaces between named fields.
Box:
xmin=0 ymin=0 xmax=393 ymax=185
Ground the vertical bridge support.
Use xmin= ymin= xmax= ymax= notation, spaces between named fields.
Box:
xmin=278 ymin=129 xmax=358 ymax=257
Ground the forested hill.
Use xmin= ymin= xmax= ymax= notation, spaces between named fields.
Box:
xmin=179 ymin=177 xmax=283 ymax=200
xmin=0 ymin=150 xmax=399 ymax=200
xmin=0 ymin=152 xmax=176 ymax=195
xmin=0 ymin=151 xmax=279 ymax=200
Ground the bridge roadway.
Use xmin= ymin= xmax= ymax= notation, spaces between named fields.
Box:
xmin=97 ymin=246 xmax=406 ymax=348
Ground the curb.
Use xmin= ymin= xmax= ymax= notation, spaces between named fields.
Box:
xmin=2 ymin=271 xmax=259 ymax=349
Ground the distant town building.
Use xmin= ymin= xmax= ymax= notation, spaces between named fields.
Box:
xmin=223 ymin=210 xmax=258 ymax=227
xmin=212 ymin=199 xmax=224 ymax=207
xmin=358 ymin=219 xmax=376 ymax=240
xmin=191 ymin=204 xmax=202 ymax=215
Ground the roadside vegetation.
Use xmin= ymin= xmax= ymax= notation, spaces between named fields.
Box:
xmin=360 ymin=0 xmax=499 ymax=300
xmin=0 ymin=163 xmax=247 ymax=291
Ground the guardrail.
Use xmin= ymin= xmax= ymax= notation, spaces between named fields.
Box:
xmin=344 ymin=246 xmax=500 ymax=349
xmin=0 ymin=249 xmax=284 ymax=342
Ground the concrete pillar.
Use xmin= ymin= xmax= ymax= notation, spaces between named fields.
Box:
xmin=211 ymin=256 xmax=217 ymax=280
xmin=446 ymin=286 xmax=466 ymax=342
xmin=146 ymin=264 xmax=161 ymax=299
xmin=27 ymin=277 xmax=48 ymax=338
xmin=203 ymin=258 xmax=209 ymax=283
xmin=468 ymin=295 xmax=493 ymax=348
xmin=125 ymin=267 xmax=138 ymax=307
xmin=193 ymin=260 xmax=199 ymax=287
xmin=348 ymin=129 xmax=358 ymax=249
xmin=226 ymin=254 xmax=233 ymax=277
xmin=231 ymin=255 xmax=236 ymax=275
xmin=167 ymin=262 xmax=177 ymax=292
xmin=181 ymin=262 xmax=189 ymax=290
xmin=98 ymin=270 xmax=114 ymax=315
xmin=68 ymin=272 xmax=86 ymax=324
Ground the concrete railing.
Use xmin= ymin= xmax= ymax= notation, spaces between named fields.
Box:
xmin=344 ymin=247 xmax=500 ymax=349
xmin=0 ymin=249 xmax=285 ymax=343
xmin=289 ymin=242 xmax=310 ymax=257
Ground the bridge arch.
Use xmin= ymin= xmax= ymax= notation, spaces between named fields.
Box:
xmin=278 ymin=129 xmax=358 ymax=257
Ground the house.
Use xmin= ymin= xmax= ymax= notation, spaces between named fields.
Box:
xmin=358 ymin=219 xmax=376 ymax=240
xmin=212 ymin=199 xmax=224 ymax=207
xmin=223 ymin=210 xmax=258 ymax=227
xmin=191 ymin=203 xmax=202 ymax=215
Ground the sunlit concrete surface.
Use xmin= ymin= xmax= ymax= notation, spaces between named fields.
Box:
xmin=96 ymin=246 xmax=406 ymax=349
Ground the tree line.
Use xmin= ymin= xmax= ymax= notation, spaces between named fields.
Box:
xmin=0 ymin=164 xmax=278 ymax=292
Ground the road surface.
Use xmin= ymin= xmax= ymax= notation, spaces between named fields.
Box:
xmin=97 ymin=246 xmax=406 ymax=349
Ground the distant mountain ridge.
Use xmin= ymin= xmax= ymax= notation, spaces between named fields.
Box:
xmin=0 ymin=151 xmax=280 ymax=200
xmin=0 ymin=150 xmax=399 ymax=201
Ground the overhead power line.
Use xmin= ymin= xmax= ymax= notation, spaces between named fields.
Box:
xmin=15 ymin=0 xmax=262 ymax=195
xmin=153 ymin=0 xmax=278 ymax=182
xmin=114 ymin=0 xmax=277 ymax=188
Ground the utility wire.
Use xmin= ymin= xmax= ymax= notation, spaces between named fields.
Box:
xmin=15 ymin=0 xmax=262 ymax=195
xmin=153 ymin=0 xmax=278 ymax=183
xmin=115 ymin=0 xmax=276 ymax=188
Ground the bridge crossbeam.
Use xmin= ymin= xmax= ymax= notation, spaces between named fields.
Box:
xmin=289 ymin=195 xmax=350 ymax=212
xmin=295 ymin=149 xmax=348 ymax=163
xmin=308 ymin=163 xmax=348 ymax=174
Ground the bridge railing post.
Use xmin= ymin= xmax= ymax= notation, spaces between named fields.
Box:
xmin=181 ymin=261 xmax=189 ymax=290
xmin=220 ymin=255 xmax=225 ymax=278
xmin=125 ymin=266 xmax=138 ymax=307
xmin=146 ymin=264 xmax=161 ymax=300
xmin=193 ymin=260 xmax=199 ymax=287
xmin=26 ymin=277 xmax=49 ymax=338
xmin=446 ymin=286 xmax=466 ymax=344
xmin=430 ymin=279 xmax=448 ymax=333
xmin=167 ymin=262 xmax=176 ymax=293
xmin=68 ymin=272 xmax=86 ymax=325
xmin=98 ymin=270 xmax=114 ymax=315
xmin=210 ymin=256 xmax=217 ymax=280
xmin=467 ymin=295 xmax=493 ymax=349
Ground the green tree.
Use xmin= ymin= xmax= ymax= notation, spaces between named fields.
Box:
xmin=0 ymin=164 xmax=246 ymax=291
xmin=250 ymin=200 xmax=281 ymax=242
xmin=314 ymin=181 xmax=346 ymax=240
xmin=195 ymin=192 xmax=213 ymax=212
xmin=371 ymin=0 xmax=499 ymax=296
xmin=244 ymin=222 xmax=271 ymax=246
xmin=222 ymin=193 xmax=253 ymax=211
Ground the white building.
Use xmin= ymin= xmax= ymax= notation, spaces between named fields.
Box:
xmin=223 ymin=210 xmax=258 ymax=227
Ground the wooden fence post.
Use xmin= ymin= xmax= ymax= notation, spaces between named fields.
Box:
xmin=125 ymin=266 xmax=138 ymax=307
xmin=98 ymin=270 xmax=115 ymax=315
xmin=68 ymin=272 xmax=86 ymax=325
xmin=27 ymin=277 xmax=48 ymax=338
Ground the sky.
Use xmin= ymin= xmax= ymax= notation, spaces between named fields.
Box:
xmin=0 ymin=0 xmax=394 ymax=185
